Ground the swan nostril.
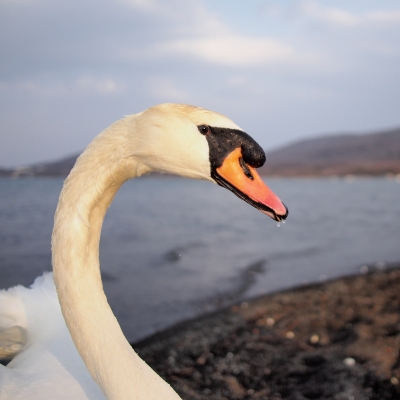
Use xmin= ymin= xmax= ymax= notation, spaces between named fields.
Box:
xmin=239 ymin=157 xmax=254 ymax=180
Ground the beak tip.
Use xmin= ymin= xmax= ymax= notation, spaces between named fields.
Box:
xmin=282 ymin=203 xmax=289 ymax=220
xmin=275 ymin=203 xmax=289 ymax=222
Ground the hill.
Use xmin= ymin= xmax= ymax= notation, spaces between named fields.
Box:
xmin=259 ymin=127 xmax=400 ymax=176
xmin=1 ymin=127 xmax=399 ymax=178
xmin=0 ymin=155 xmax=78 ymax=178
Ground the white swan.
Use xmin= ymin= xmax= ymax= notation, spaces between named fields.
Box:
xmin=0 ymin=104 xmax=288 ymax=399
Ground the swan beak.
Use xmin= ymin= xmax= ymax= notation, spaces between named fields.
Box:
xmin=212 ymin=148 xmax=288 ymax=221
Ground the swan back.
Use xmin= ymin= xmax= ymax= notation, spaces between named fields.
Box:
xmin=0 ymin=274 xmax=105 ymax=399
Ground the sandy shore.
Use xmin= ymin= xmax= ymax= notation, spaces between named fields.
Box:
xmin=135 ymin=266 xmax=400 ymax=399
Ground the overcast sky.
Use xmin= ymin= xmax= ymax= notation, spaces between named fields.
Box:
xmin=1 ymin=0 xmax=400 ymax=167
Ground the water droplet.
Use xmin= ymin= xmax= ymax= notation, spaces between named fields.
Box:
xmin=282 ymin=220 xmax=286 ymax=224
xmin=277 ymin=222 xmax=281 ymax=227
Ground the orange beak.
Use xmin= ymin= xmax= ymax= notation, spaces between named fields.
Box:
xmin=214 ymin=148 xmax=288 ymax=221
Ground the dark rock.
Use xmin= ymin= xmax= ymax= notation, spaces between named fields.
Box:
xmin=134 ymin=267 xmax=400 ymax=399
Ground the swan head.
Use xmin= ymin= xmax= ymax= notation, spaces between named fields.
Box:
xmin=132 ymin=103 xmax=288 ymax=222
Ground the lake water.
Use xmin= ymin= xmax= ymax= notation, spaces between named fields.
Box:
xmin=0 ymin=177 xmax=399 ymax=342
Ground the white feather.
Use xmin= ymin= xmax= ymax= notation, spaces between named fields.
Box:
xmin=0 ymin=273 xmax=105 ymax=399
xmin=0 ymin=104 xmax=243 ymax=399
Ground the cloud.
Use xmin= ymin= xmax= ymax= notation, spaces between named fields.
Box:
xmin=118 ymin=0 xmax=156 ymax=11
xmin=157 ymin=35 xmax=295 ymax=67
xmin=0 ymin=75 xmax=124 ymax=96
xmin=299 ymin=1 xmax=400 ymax=27
xmin=1 ymin=0 xmax=400 ymax=167
xmin=110 ymin=0 xmax=303 ymax=68
xmin=76 ymin=76 xmax=124 ymax=95
xmin=0 ymin=0 xmax=323 ymax=77
xmin=147 ymin=77 xmax=189 ymax=101
xmin=254 ymin=1 xmax=399 ymax=78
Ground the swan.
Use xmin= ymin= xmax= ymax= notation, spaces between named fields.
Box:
xmin=0 ymin=104 xmax=288 ymax=399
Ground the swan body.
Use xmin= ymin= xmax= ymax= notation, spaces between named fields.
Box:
xmin=0 ymin=104 xmax=288 ymax=399
xmin=0 ymin=274 xmax=105 ymax=399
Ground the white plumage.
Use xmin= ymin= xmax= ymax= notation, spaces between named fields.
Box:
xmin=0 ymin=104 xmax=286 ymax=399
xmin=0 ymin=274 xmax=105 ymax=399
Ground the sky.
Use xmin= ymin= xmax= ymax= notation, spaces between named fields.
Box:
xmin=1 ymin=0 xmax=400 ymax=167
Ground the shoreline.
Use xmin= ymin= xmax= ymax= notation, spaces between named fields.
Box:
xmin=134 ymin=266 xmax=400 ymax=399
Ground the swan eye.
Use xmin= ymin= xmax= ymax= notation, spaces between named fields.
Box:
xmin=198 ymin=125 xmax=210 ymax=135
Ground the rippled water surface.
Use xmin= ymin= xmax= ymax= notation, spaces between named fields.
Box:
xmin=0 ymin=177 xmax=399 ymax=341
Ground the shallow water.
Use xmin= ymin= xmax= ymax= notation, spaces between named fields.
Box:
xmin=0 ymin=177 xmax=399 ymax=341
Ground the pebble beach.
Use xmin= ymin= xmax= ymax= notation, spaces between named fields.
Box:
xmin=135 ymin=266 xmax=400 ymax=400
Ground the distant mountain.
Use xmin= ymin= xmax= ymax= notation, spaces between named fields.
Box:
xmin=259 ymin=127 xmax=400 ymax=176
xmin=0 ymin=155 xmax=78 ymax=178
xmin=1 ymin=127 xmax=400 ymax=178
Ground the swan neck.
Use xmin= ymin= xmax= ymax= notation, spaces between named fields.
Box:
xmin=52 ymin=126 xmax=180 ymax=399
